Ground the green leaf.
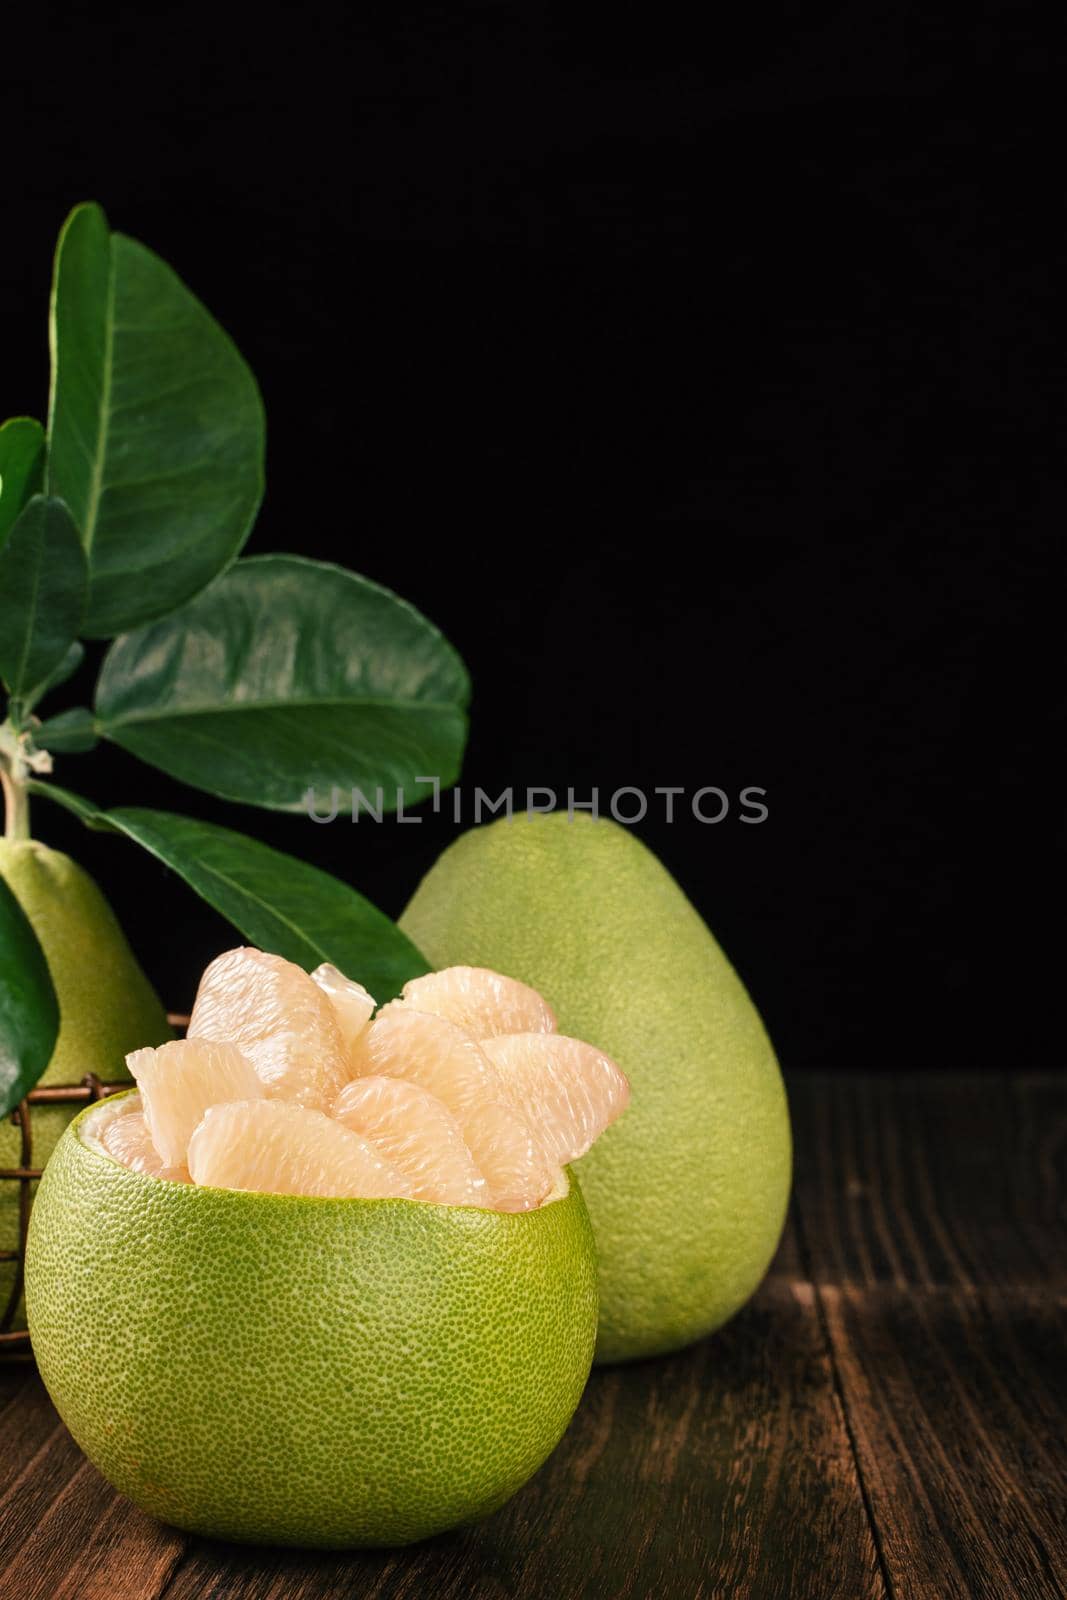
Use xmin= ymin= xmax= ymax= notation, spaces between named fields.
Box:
xmin=34 ymin=707 xmax=97 ymax=753
xmin=46 ymin=202 xmax=266 ymax=638
xmin=19 ymin=640 xmax=85 ymax=716
xmin=94 ymin=555 xmax=470 ymax=813
xmin=0 ymin=877 xmax=60 ymax=1118
xmin=0 ymin=496 xmax=87 ymax=699
xmin=29 ymin=784 xmax=429 ymax=999
xmin=0 ymin=418 xmax=45 ymax=551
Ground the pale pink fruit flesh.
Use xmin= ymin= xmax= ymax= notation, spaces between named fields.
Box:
xmin=460 ymin=1101 xmax=559 ymax=1212
xmin=350 ymin=1004 xmax=501 ymax=1120
xmin=310 ymin=963 xmax=376 ymax=1058
xmin=333 ymin=1076 xmax=486 ymax=1205
xmin=99 ymin=1100 xmax=190 ymax=1182
xmin=188 ymin=947 xmax=348 ymax=1110
xmin=480 ymin=1033 xmax=631 ymax=1166
xmin=399 ymin=965 xmax=556 ymax=1039
xmin=187 ymin=1099 xmax=414 ymax=1199
xmin=127 ymin=1037 xmax=264 ymax=1169
xmin=108 ymin=950 xmax=628 ymax=1209
xmin=344 ymin=1005 xmax=562 ymax=1209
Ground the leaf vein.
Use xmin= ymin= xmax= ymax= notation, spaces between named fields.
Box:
xmin=83 ymin=245 xmax=118 ymax=554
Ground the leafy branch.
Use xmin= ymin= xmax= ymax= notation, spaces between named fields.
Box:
xmin=0 ymin=202 xmax=466 ymax=1116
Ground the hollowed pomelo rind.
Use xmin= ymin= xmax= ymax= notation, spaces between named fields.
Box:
xmin=26 ymin=1093 xmax=597 ymax=1549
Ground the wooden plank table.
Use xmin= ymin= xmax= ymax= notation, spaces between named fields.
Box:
xmin=1 ymin=1074 xmax=1064 ymax=1600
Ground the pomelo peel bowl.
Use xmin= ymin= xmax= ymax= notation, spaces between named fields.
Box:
xmin=28 ymin=1098 xmax=597 ymax=1549
xmin=25 ymin=949 xmax=626 ymax=1548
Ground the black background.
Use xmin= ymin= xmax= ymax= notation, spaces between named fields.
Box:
xmin=3 ymin=5 xmax=1060 ymax=1072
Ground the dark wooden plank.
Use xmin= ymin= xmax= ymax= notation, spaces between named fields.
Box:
xmin=50 ymin=1493 xmax=185 ymax=1600
xmin=1011 ymin=1075 xmax=1067 ymax=1223
xmin=0 ymin=1362 xmax=187 ymax=1600
xmin=0 ymin=1411 xmax=186 ymax=1600
xmin=790 ymin=1073 xmax=1066 ymax=1290
xmin=818 ymin=1284 xmax=1067 ymax=1600
xmin=792 ymin=1073 xmax=1067 ymax=1600
xmin=0 ymin=1359 xmax=85 ymax=1588
xmin=0 ymin=1362 xmax=62 ymax=1500
xmin=155 ymin=1220 xmax=880 ymax=1600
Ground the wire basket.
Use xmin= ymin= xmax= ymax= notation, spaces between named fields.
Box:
xmin=0 ymin=1014 xmax=189 ymax=1358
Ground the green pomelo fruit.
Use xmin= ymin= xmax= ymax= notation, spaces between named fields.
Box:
xmin=26 ymin=1094 xmax=598 ymax=1547
xmin=400 ymin=813 xmax=791 ymax=1364
xmin=1 ymin=841 xmax=171 ymax=1326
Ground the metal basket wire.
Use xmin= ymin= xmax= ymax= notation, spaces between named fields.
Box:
xmin=0 ymin=1013 xmax=189 ymax=1358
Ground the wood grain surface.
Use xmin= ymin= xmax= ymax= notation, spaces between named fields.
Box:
xmin=1 ymin=1074 xmax=1064 ymax=1600
xmin=791 ymin=1074 xmax=1067 ymax=1600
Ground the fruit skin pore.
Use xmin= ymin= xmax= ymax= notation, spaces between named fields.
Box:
xmin=0 ymin=841 xmax=171 ymax=1324
xmin=399 ymin=812 xmax=792 ymax=1364
xmin=26 ymin=1096 xmax=598 ymax=1548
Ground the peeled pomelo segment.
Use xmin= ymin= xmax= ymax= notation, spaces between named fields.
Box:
xmin=480 ymin=1034 xmax=630 ymax=1167
xmin=188 ymin=1099 xmax=414 ymax=1199
xmin=346 ymin=1006 xmax=562 ymax=1210
xmin=188 ymin=946 xmax=348 ymax=1110
xmin=332 ymin=1076 xmax=486 ymax=1205
xmin=310 ymin=963 xmax=376 ymax=1058
xmin=98 ymin=1099 xmax=190 ymax=1182
xmin=460 ymin=1101 xmax=559 ymax=1213
xmin=350 ymin=1004 xmax=501 ymax=1120
xmin=399 ymin=965 xmax=556 ymax=1039
xmin=127 ymin=1038 xmax=264 ymax=1169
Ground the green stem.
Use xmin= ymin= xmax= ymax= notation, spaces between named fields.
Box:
xmin=1 ymin=762 xmax=31 ymax=841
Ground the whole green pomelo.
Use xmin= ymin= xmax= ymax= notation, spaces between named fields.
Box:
xmin=27 ymin=1094 xmax=598 ymax=1547
xmin=400 ymin=812 xmax=791 ymax=1363
xmin=1 ymin=841 xmax=171 ymax=1326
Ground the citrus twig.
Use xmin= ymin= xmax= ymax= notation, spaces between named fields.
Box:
xmin=1 ymin=754 xmax=31 ymax=842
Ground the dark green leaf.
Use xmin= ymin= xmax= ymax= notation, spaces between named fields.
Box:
xmin=0 ymin=496 xmax=87 ymax=698
xmin=95 ymin=555 xmax=470 ymax=813
xmin=19 ymin=640 xmax=85 ymax=715
xmin=28 ymin=787 xmax=430 ymax=999
xmin=46 ymin=202 xmax=266 ymax=638
xmin=0 ymin=418 xmax=45 ymax=551
xmin=0 ymin=876 xmax=60 ymax=1118
xmin=34 ymin=707 xmax=98 ymax=753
